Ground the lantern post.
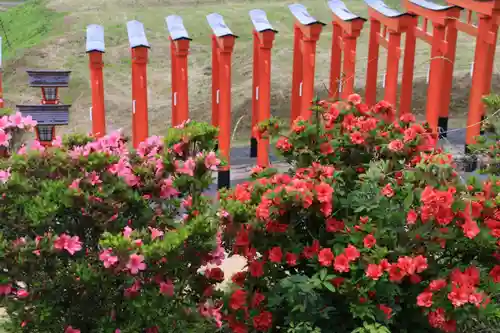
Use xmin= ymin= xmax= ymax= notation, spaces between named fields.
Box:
xmin=289 ymin=4 xmax=324 ymax=121
xmin=249 ymin=9 xmax=277 ymax=166
xmin=0 ymin=36 xmax=3 ymax=109
xmin=364 ymin=0 xmax=417 ymax=120
xmin=166 ymin=15 xmax=191 ymax=127
xmin=327 ymin=0 xmax=366 ymax=100
xmin=86 ymin=24 xmax=106 ymax=138
xmin=207 ymin=13 xmax=237 ymax=189
xmin=127 ymin=20 xmax=150 ymax=148
xmin=18 ymin=70 xmax=71 ymax=146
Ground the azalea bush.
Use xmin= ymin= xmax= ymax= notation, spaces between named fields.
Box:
xmin=220 ymin=97 xmax=500 ymax=333
xmin=0 ymin=109 xmax=37 ymax=156
xmin=0 ymin=120 xmax=225 ymax=332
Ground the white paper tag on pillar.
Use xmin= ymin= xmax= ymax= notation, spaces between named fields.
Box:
xmin=133 ymin=100 xmax=136 ymax=114
xmin=174 ymin=92 xmax=177 ymax=106
xmin=299 ymin=82 xmax=303 ymax=96
xmin=328 ymin=0 xmax=360 ymax=21
xmin=127 ymin=20 xmax=150 ymax=48
xmin=216 ymin=89 xmax=220 ymax=104
xmin=206 ymin=13 xmax=235 ymax=37
xmin=339 ymin=80 xmax=343 ymax=93
xmin=89 ymin=107 xmax=93 ymax=121
xmin=86 ymin=24 xmax=105 ymax=52
xmin=165 ymin=15 xmax=190 ymax=40
xmin=256 ymin=86 xmax=259 ymax=101
xmin=470 ymin=61 xmax=474 ymax=76
xmin=426 ymin=65 xmax=430 ymax=84
xmin=288 ymin=4 xmax=319 ymax=25
xmin=249 ymin=9 xmax=276 ymax=32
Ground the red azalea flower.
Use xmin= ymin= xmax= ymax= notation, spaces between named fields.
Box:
xmin=334 ymin=254 xmax=350 ymax=273
xmin=251 ymin=292 xmax=265 ymax=308
xmin=417 ymin=292 xmax=433 ymax=308
xmin=378 ymin=304 xmax=392 ymax=319
xmin=388 ymin=139 xmax=404 ymax=152
xmin=326 ymin=218 xmax=345 ymax=232
xmin=229 ymin=289 xmax=247 ymax=310
xmin=285 ymin=252 xmax=298 ymax=266
xmin=205 ymin=267 xmax=225 ymax=282
xmin=303 ymin=240 xmax=320 ymax=259
xmin=366 ymin=264 xmax=383 ymax=280
xmin=406 ymin=209 xmax=418 ymax=225
xmin=331 ymin=277 xmax=344 ymax=288
xmin=489 ymin=265 xmax=500 ymax=283
xmin=429 ymin=279 xmax=447 ymax=291
xmin=268 ymin=247 xmax=283 ymax=263
xmin=381 ymin=183 xmax=395 ymax=198
xmin=345 ymin=245 xmax=360 ymax=261
xmin=231 ymin=272 xmax=247 ymax=286
xmin=363 ymin=234 xmax=376 ymax=249
xmin=252 ymin=311 xmax=272 ymax=331
xmin=318 ymin=248 xmax=335 ymax=267
xmin=249 ymin=260 xmax=264 ymax=278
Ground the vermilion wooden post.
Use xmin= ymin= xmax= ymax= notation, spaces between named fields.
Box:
xmin=207 ymin=13 xmax=237 ymax=189
xmin=446 ymin=0 xmax=500 ymax=160
xmin=364 ymin=0 xmax=417 ymax=117
xmin=86 ymin=24 xmax=106 ymax=138
xmin=0 ymin=36 xmax=3 ymax=109
xmin=403 ymin=0 xmax=461 ymax=135
xmin=249 ymin=9 xmax=277 ymax=167
xmin=290 ymin=24 xmax=303 ymax=124
xmin=166 ymin=15 xmax=191 ymax=127
xmin=211 ymin=35 xmax=220 ymax=129
xmin=250 ymin=29 xmax=259 ymax=157
xmin=127 ymin=20 xmax=150 ymax=148
xmin=289 ymin=4 xmax=324 ymax=120
xmin=328 ymin=0 xmax=365 ymax=100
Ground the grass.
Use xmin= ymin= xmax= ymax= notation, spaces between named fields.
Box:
xmin=0 ymin=0 xmax=495 ymax=140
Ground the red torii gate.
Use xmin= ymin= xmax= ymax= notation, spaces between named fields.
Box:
xmin=364 ymin=0 xmax=418 ymax=119
xmin=445 ymin=0 xmax=499 ymax=155
xmin=328 ymin=0 xmax=366 ymax=100
xmin=402 ymin=0 xmax=461 ymax=136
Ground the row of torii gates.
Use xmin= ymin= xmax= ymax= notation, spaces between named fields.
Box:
xmin=82 ymin=0 xmax=498 ymax=188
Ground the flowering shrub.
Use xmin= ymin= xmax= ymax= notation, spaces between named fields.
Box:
xmin=0 ymin=121 xmax=225 ymax=332
xmin=220 ymin=97 xmax=500 ymax=332
xmin=0 ymin=109 xmax=37 ymax=156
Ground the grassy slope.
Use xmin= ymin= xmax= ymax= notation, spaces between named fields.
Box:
xmin=0 ymin=0 xmax=494 ymax=141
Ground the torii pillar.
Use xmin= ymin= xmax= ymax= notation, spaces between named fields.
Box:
xmin=446 ymin=0 xmax=500 ymax=158
xmin=86 ymin=24 xmax=106 ymax=138
xmin=249 ymin=9 xmax=277 ymax=166
xmin=166 ymin=15 xmax=191 ymax=127
xmin=328 ymin=0 xmax=366 ymax=100
xmin=403 ymin=0 xmax=461 ymax=136
xmin=207 ymin=13 xmax=237 ymax=189
xmin=289 ymin=4 xmax=324 ymax=122
xmin=364 ymin=0 xmax=417 ymax=120
xmin=127 ymin=20 xmax=150 ymax=148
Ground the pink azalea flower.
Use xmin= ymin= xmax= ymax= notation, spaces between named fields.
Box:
xmin=53 ymin=234 xmax=83 ymax=255
xmin=0 ymin=116 xmax=10 ymax=129
xmin=204 ymin=152 xmax=221 ymax=170
xmin=30 ymin=140 xmax=45 ymax=153
xmin=126 ymin=253 xmax=146 ymax=275
xmin=16 ymin=290 xmax=29 ymax=299
xmin=69 ymin=178 xmax=81 ymax=190
xmin=0 ymin=283 xmax=12 ymax=295
xmin=159 ymin=280 xmax=174 ymax=296
xmin=65 ymin=326 xmax=80 ymax=333
xmin=23 ymin=115 xmax=37 ymax=129
xmin=99 ymin=249 xmax=119 ymax=268
xmin=0 ymin=129 xmax=11 ymax=147
xmin=9 ymin=112 xmax=24 ymax=129
xmin=87 ymin=171 xmax=102 ymax=186
xmin=0 ymin=168 xmax=11 ymax=184
xmin=51 ymin=135 xmax=62 ymax=147
xmin=160 ymin=177 xmax=179 ymax=199
xmin=148 ymin=227 xmax=164 ymax=240
xmin=123 ymin=226 xmax=133 ymax=238
xmin=175 ymin=158 xmax=196 ymax=177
